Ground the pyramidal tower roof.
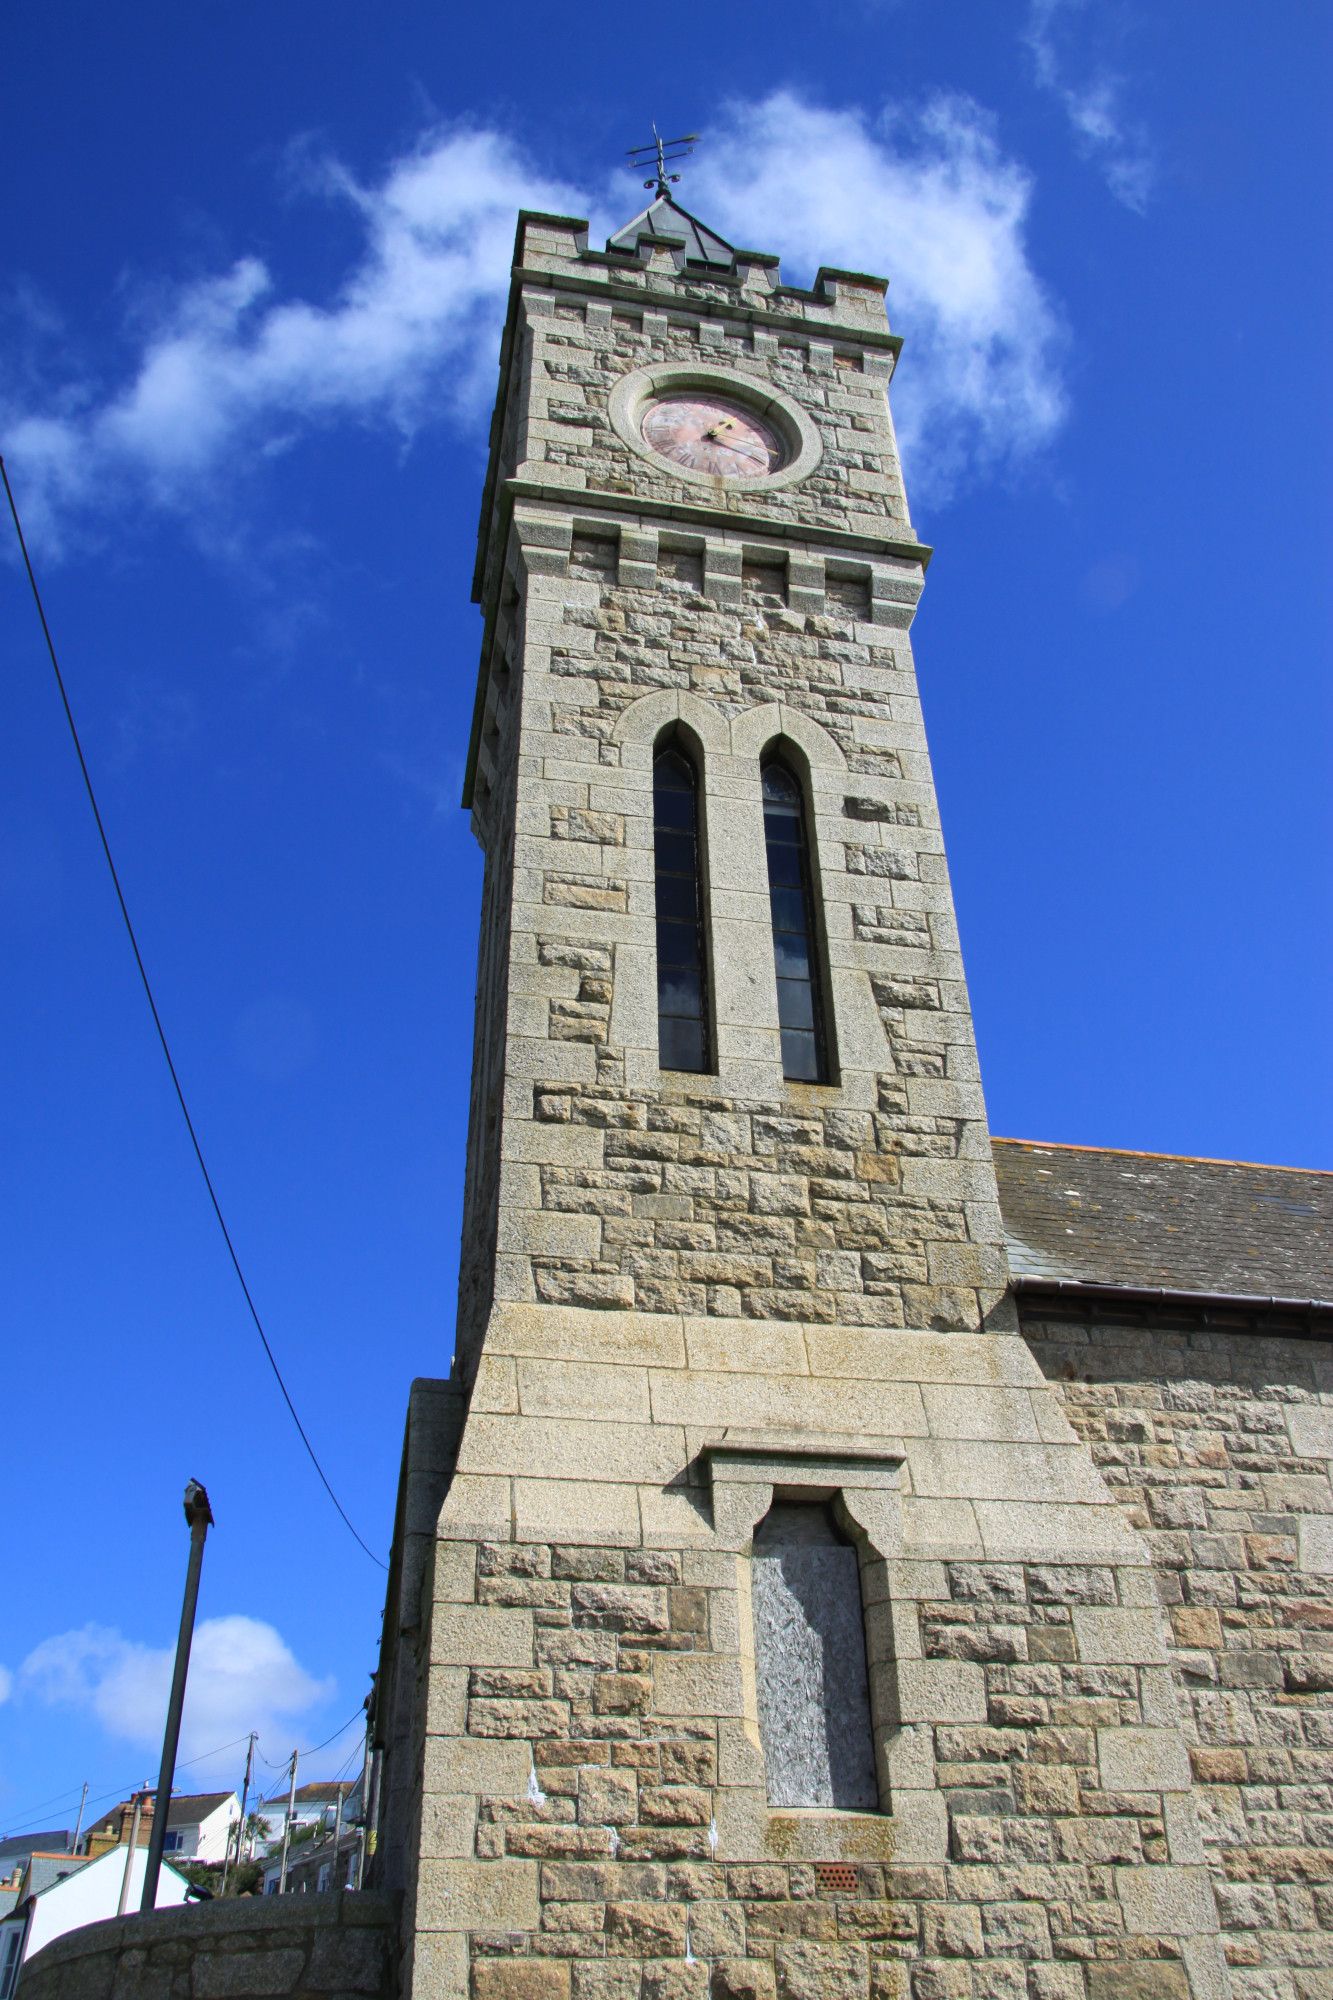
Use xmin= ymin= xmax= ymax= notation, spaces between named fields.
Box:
xmin=606 ymin=191 xmax=736 ymax=270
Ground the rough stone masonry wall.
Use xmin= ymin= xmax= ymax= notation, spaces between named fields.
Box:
xmin=446 ymin=226 xmax=1010 ymax=1382
xmin=390 ymin=218 xmax=1231 ymax=2000
xmin=18 ymin=1891 xmax=396 ymax=2000
xmin=531 ymin=295 xmax=912 ymax=539
xmin=1027 ymin=1314 xmax=1333 ymax=2000
xmin=460 ymin=513 xmax=1008 ymax=1374
xmin=445 ymin=1530 xmax=1221 ymax=2000
xmin=399 ymin=1304 xmax=1230 ymax=2000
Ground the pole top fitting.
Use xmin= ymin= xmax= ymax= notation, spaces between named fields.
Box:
xmin=183 ymin=1480 xmax=214 ymax=1530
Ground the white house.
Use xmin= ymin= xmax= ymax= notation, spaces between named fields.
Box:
xmin=159 ymin=1793 xmax=239 ymax=1863
xmin=0 ymin=1845 xmax=190 ymax=1998
xmin=84 ymin=1793 xmax=239 ymax=1866
xmin=250 ymin=1781 xmax=357 ymax=1858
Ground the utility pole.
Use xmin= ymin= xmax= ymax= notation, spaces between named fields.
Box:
xmin=141 ymin=1481 xmax=214 ymax=1913
xmin=221 ymin=1733 xmax=256 ymax=1896
xmin=70 ymin=1782 xmax=89 ymax=1856
xmin=117 ymin=1786 xmax=149 ymax=1917
xmin=353 ymin=1721 xmax=370 ymax=1890
xmin=329 ymin=1784 xmax=345 ymax=1892
xmin=276 ymin=1750 xmax=299 ymax=1894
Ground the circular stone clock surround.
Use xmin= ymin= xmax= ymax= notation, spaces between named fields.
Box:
xmin=608 ymin=363 xmax=823 ymax=493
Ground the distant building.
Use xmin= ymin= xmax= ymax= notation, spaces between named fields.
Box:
xmin=0 ymin=1845 xmax=188 ymax=1997
xmin=83 ymin=1792 xmax=238 ymax=1864
xmin=250 ymin=1780 xmax=359 ymax=1858
xmin=260 ymin=1828 xmax=360 ymax=1898
xmin=0 ymin=1842 xmax=72 ymax=1883
xmin=0 ymin=1842 xmax=74 ymax=1929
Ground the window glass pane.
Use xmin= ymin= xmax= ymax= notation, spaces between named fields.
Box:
xmin=765 ymin=842 xmax=803 ymax=888
xmin=777 ymin=978 xmax=816 ymax=1031
xmin=781 ymin=1028 xmax=820 ymax=1080
xmin=655 ymin=872 xmax=698 ymax=923
xmin=654 ymin=786 xmax=696 ymax=829
xmin=654 ymin=743 xmax=710 ymax=1073
xmin=659 ymin=1015 xmax=706 ymax=1072
xmin=768 ymin=886 xmax=807 ymax=934
xmin=659 ymin=967 xmax=704 ymax=1018
xmin=773 ymin=930 xmax=811 ymax=980
xmin=656 ymin=919 xmax=697 ymax=968
xmin=762 ymin=765 xmax=800 ymax=808
xmin=762 ymin=803 xmax=801 ymax=838
xmin=654 ymin=829 xmax=696 ymax=875
xmin=762 ymin=759 xmax=827 ymax=1083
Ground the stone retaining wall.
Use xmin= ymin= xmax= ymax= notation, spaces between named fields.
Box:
xmin=18 ymin=1890 xmax=396 ymax=2000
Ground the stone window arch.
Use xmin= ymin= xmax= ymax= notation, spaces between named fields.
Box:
xmin=706 ymin=1445 xmax=909 ymax=1836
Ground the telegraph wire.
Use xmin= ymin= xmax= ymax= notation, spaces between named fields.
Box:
xmin=1 ymin=456 xmax=386 ymax=1571
xmin=255 ymin=1708 xmax=366 ymax=1773
xmin=1 ymin=1734 xmax=256 ymax=1841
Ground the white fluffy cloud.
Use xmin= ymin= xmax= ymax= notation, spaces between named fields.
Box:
xmin=5 ymin=126 xmax=583 ymax=548
xmin=690 ymin=93 xmax=1065 ymax=500
xmin=13 ymin=1618 xmax=334 ymax=1780
xmin=5 ymin=95 xmax=1067 ymax=543
xmin=1025 ymin=0 xmax=1153 ymax=211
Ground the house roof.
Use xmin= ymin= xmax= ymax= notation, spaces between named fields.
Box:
xmin=993 ymin=1138 xmax=1333 ymax=1303
xmin=23 ymin=1854 xmax=90 ymax=1899
xmin=259 ymin=1780 xmax=354 ymax=1809
xmin=0 ymin=1835 xmax=70 ymax=1866
xmin=85 ymin=1792 xmax=235 ymax=1839
xmin=162 ymin=1793 xmax=235 ymax=1825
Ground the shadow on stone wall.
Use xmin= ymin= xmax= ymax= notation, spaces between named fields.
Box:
xmin=18 ymin=1890 xmax=397 ymax=2000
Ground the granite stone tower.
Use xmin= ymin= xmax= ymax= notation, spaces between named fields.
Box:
xmin=367 ymin=192 xmax=1282 ymax=2000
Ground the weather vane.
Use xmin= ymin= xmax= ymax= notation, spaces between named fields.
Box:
xmin=627 ymin=125 xmax=699 ymax=198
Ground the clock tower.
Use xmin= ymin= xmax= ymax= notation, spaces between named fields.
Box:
xmin=372 ymin=193 xmax=1227 ymax=2000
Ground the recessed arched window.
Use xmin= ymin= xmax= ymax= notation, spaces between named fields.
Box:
xmin=752 ymin=1502 xmax=879 ymax=1810
xmin=762 ymin=759 xmax=828 ymax=1082
xmin=654 ymin=742 xmax=710 ymax=1073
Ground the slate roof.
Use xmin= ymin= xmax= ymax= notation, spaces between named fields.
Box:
xmin=607 ymin=193 xmax=736 ymax=269
xmin=256 ymin=1779 xmax=355 ymax=1811
xmin=0 ymin=1835 xmax=70 ymax=1867
xmin=23 ymin=1853 xmax=90 ymax=1898
xmin=993 ymin=1139 xmax=1333 ymax=1304
xmin=85 ymin=1792 xmax=233 ymax=1840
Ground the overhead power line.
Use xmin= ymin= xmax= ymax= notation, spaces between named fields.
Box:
xmin=256 ymin=1708 xmax=366 ymax=1774
xmin=1 ymin=1732 xmax=257 ymax=1841
xmin=1 ymin=456 xmax=385 ymax=1572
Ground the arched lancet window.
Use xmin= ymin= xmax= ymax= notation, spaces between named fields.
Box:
xmin=762 ymin=759 xmax=828 ymax=1082
xmin=654 ymin=743 xmax=710 ymax=1073
xmin=752 ymin=1502 xmax=879 ymax=1810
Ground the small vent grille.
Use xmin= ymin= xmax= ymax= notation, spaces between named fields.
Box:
xmin=815 ymin=1862 xmax=860 ymax=1894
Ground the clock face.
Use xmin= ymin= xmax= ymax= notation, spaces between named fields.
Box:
xmin=641 ymin=393 xmax=785 ymax=479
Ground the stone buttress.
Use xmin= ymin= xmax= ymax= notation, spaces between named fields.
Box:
xmin=372 ymin=205 xmax=1232 ymax=2000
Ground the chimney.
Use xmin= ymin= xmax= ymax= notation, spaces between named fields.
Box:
xmin=119 ymin=1791 xmax=154 ymax=1843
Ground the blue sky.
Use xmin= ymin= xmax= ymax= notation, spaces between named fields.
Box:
xmin=2 ymin=1 xmax=1329 ymax=1831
